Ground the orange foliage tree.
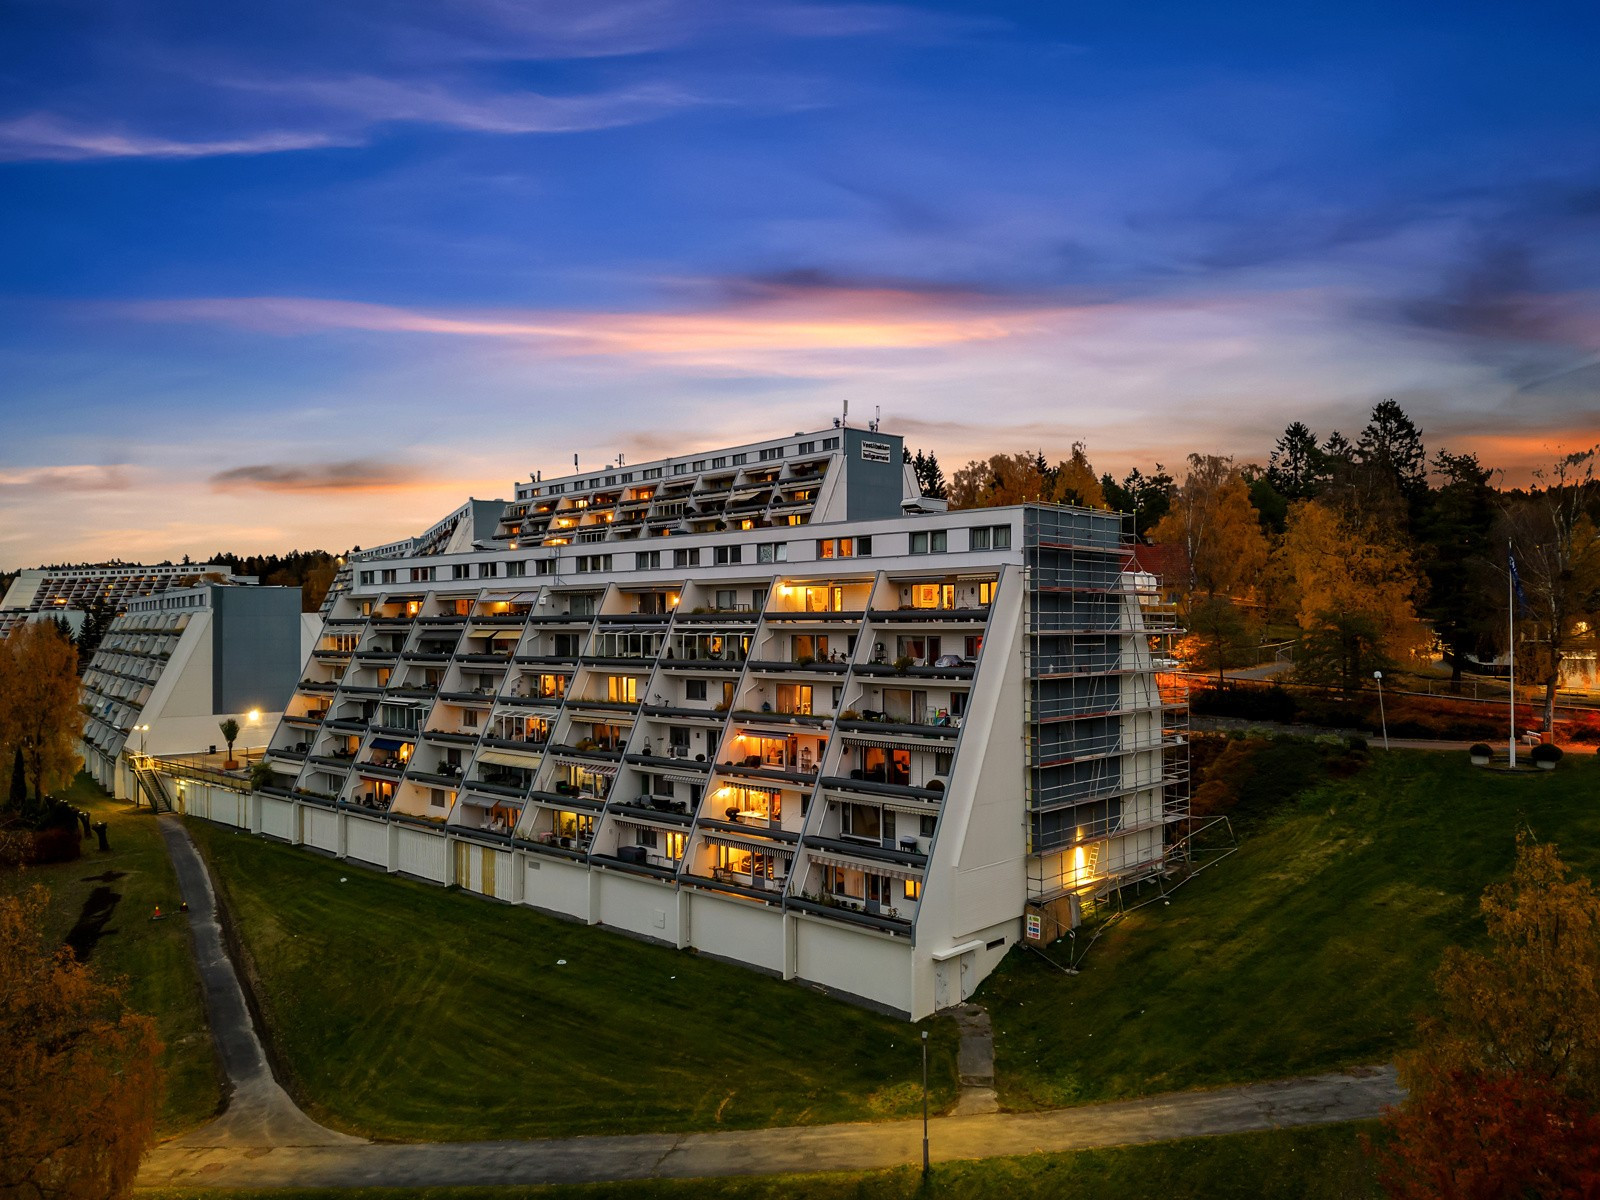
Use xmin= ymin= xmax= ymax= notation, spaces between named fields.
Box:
xmin=949 ymin=445 xmax=1107 ymax=510
xmin=0 ymin=621 xmax=82 ymax=805
xmin=0 ymin=886 xmax=162 ymax=1200
xmin=1150 ymin=455 xmax=1269 ymax=678
xmin=1274 ymin=499 xmax=1427 ymax=688
xmin=1376 ymin=837 xmax=1600 ymax=1197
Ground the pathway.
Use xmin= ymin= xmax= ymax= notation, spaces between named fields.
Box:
xmin=153 ymin=815 xmax=361 ymax=1150
xmin=139 ymin=816 xmax=1403 ymax=1190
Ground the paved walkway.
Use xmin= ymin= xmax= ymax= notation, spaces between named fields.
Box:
xmin=139 ymin=816 xmax=1404 ymax=1189
xmin=153 ymin=816 xmax=360 ymax=1150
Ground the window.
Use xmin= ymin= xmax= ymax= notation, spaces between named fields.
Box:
xmin=576 ymin=554 xmax=613 ymax=573
xmin=359 ymin=571 xmax=375 ymax=586
xmin=410 ymin=566 xmax=434 ymax=582
xmin=970 ymin=525 xmax=1011 ymax=551
xmin=758 ymin=446 xmax=784 ymax=461
xmin=715 ymin=588 xmax=737 ymax=609
xmin=452 ymin=564 xmax=471 ymax=579
xmin=635 ymin=550 xmax=661 ymax=570
xmin=756 ymin=542 xmax=787 ymax=563
xmin=910 ymin=530 xmax=948 ymax=555
xmin=978 ymin=580 xmax=996 ymax=605
xmin=536 ymin=558 xmax=555 ymax=575
xmin=607 ymin=676 xmax=638 ymax=703
xmin=506 ymin=560 xmax=527 ymax=577
xmin=714 ymin=545 xmax=742 ymax=565
xmin=481 ymin=561 xmax=499 ymax=578
xmin=693 ymin=460 xmax=707 ymax=471
xmin=904 ymin=878 xmax=922 ymax=900
xmin=673 ymin=548 xmax=700 ymax=568
xmin=732 ymin=452 xmax=748 ymax=465
xmin=817 ymin=537 xmax=868 ymax=559
xmin=822 ymin=436 xmax=840 ymax=450
xmin=673 ymin=463 xmax=690 ymax=475
xmin=685 ymin=679 xmax=707 ymax=700
xmin=381 ymin=569 xmax=397 ymax=584
xmin=798 ymin=440 xmax=815 ymax=454
xmin=644 ymin=467 xmax=663 ymax=480
xmin=712 ymin=456 xmax=728 ymax=468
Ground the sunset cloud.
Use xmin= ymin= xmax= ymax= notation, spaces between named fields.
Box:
xmin=0 ymin=464 xmax=136 ymax=492
xmin=208 ymin=459 xmax=434 ymax=494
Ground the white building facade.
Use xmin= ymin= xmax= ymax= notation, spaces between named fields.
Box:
xmin=207 ymin=427 xmax=1185 ymax=1018
xmin=81 ymin=584 xmax=318 ymax=802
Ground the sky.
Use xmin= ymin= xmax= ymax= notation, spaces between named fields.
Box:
xmin=2 ymin=0 xmax=1599 ymax=568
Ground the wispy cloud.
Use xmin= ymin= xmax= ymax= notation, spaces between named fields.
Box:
xmin=209 ymin=459 xmax=432 ymax=493
xmin=125 ymin=286 xmax=1079 ymax=361
xmin=226 ymin=74 xmax=702 ymax=135
xmin=0 ymin=114 xmax=350 ymax=162
xmin=0 ymin=464 xmax=135 ymax=492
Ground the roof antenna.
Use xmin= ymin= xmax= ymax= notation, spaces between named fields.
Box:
xmin=842 ymin=399 xmax=849 ymax=429
xmin=870 ymin=405 xmax=880 ymax=433
xmin=574 ymin=453 xmax=580 ymax=473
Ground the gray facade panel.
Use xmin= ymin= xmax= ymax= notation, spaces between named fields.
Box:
xmin=842 ymin=428 xmax=905 ymax=521
xmin=212 ymin=587 xmax=302 ymax=713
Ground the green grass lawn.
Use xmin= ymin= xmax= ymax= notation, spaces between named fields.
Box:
xmin=982 ymin=749 xmax=1600 ymax=1109
xmin=136 ymin=1120 xmax=1382 ymax=1200
xmin=186 ymin=818 xmax=959 ymax=1141
xmin=0 ymin=774 xmax=220 ymax=1135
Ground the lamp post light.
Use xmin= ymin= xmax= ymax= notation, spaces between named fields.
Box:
xmin=1373 ymin=671 xmax=1389 ymax=751
xmin=921 ymin=1028 xmax=930 ymax=1177
xmin=134 ymin=723 xmax=150 ymax=757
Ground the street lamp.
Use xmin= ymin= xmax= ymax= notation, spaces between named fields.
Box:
xmin=1373 ymin=671 xmax=1389 ymax=751
xmin=921 ymin=1028 xmax=930 ymax=1177
xmin=134 ymin=723 xmax=150 ymax=756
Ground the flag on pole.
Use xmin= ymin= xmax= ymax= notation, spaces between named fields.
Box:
xmin=1508 ymin=550 xmax=1529 ymax=614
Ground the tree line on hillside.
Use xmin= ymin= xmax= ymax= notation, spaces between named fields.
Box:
xmin=203 ymin=549 xmax=341 ymax=612
xmin=913 ymin=400 xmax=1600 ymax=733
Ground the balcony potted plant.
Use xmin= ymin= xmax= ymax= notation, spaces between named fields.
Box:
xmin=892 ymin=655 xmax=914 ymax=675
xmin=219 ymin=718 xmax=241 ymax=770
xmin=1468 ymin=742 xmax=1493 ymax=766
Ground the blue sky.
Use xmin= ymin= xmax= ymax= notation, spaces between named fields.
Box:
xmin=2 ymin=0 xmax=1598 ymax=566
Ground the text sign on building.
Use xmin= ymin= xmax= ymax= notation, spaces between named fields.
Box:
xmin=860 ymin=440 xmax=892 ymax=463
xmin=1025 ymin=911 xmax=1043 ymax=941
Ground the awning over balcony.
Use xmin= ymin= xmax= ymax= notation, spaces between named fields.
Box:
xmin=556 ymin=759 xmax=618 ymax=777
xmin=841 ymin=731 xmax=950 ymax=752
xmin=458 ymin=792 xmax=520 ymax=809
xmin=476 ymin=748 xmax=541 ymax=769
xmin=702 ymin=833 xmax=793 ymax=859
xmin=371 ymin=737 xmax=411 ymax=751
xmin=659 ymin=767 xmax=710 ymax=785
xmin=806 ymin=849 xmax=921 ymax=882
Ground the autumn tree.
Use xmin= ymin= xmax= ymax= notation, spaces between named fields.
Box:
xmin=0 ymin=622 xmax=82 ymax=805
xmin=1150 ymin=456 xmax=1270 ymax=677
xmin=949 ymin=445 xmax=1107 ymax=510
xmin=1496 ymin=448 xmax=1600 ymax=737
xmin=1052 ymin=442 xmax=1106 ymax=508
xmin=1275 ymin=499 xmax=1427 ymax=689
xmin=0 ymin=886 xmax=163 ymax=1200
xmin=1377 ymin=837 xmax=1600 ymax=1197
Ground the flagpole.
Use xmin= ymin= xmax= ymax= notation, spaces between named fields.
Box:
xmin=1508 ymin=540 xmax=1517 ymax=769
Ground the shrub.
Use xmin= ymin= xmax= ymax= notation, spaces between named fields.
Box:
xmin=1469 ymin=743 xmax=1493 ymax=759
xmin=1189 ymin=682 xmax=1298 ymax=724
xmin=1530 ymin=743 xmax=1563 ymax=765
xmin=1346 ymin=735 xmax=1368 ymax=752
xmin=892 ymin=655 xmax=914 ymax=674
